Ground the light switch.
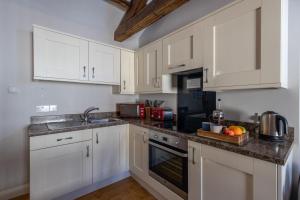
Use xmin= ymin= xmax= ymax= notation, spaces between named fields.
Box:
xmin=36 ymin=105 xmax=50 ymax=112
xmin=8 ymin=86 xmax=20 ymax=94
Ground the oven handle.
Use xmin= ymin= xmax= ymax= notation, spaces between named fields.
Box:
xmin=149 ymin=141 xmax=188 ymax=158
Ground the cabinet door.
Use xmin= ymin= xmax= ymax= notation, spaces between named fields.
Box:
xmin=89 ymin=42 xmax=120 ymax=85
xmin=134 ymin=49 xmax=144 ymax=93
xmin=121 ymin=50 xmax=135 ymax=94
xmin=188 ymin=141 xmax=201 ymax=200
xmin=129 ymin=125 xmax=149 ymax=179
xmin=143 ymin=41 xmax=163 ymax=92
xmin=34 ymin=27 xmax=89 ymax=81
xmin=203 ymin=0 xmax=262 ymax=89
xmin=30 ymin=141 xmax=92 ymax=200
xmin=93 ymin=126 xmax=120 ymax=183
xmin=163 ymin=23 xmax=201 ymax=74
xmin=119 ymin=125 xmax=130 ymax=172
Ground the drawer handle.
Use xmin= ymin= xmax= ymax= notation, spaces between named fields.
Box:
xmin=56 ymin=137 xmax=73 ymax=142
xmin=86 ymin=145 xmax=90 ymax=157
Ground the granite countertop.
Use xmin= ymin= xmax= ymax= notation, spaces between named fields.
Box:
xmin=28 ymin=114 xmax=294 ymax=166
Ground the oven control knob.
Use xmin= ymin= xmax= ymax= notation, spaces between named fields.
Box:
xmin=175 ymin=141 xmax=179 ymax=145
xmin=154 ymin=135 xmax=158 ymax=138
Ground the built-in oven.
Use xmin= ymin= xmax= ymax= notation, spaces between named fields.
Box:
xmin=148 ymin=130 xmax=188 ymax=200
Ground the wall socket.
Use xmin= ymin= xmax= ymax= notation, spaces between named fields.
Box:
xmin=36 ymin=105 xmax=58 ymax=112
xmin=36 ymin=105 xmax=50 ymax=112
xmin=49 ymin=105 xmax=57 ymax=112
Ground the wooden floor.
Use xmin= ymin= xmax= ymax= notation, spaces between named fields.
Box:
xmin=10 ymin=177 xmax=156 ymax=200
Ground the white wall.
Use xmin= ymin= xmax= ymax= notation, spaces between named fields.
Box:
xmin=0 ymin=0 xmax=138 ymax=194
xmin=139 ymin=94 xmax=177 ymax=113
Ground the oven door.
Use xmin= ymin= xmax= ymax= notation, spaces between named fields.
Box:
xmin=149 ymin=139 xmax=188 ymax=199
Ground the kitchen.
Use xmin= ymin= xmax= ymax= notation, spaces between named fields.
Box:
xmin=0 ymin=0 xmax=299 ymax=200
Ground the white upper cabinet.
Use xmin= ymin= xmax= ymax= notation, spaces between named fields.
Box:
xmin=120 ymin=50 xmax=135 ymax=94
xmin=89 ymin=42 xmax=120 ymax=85
xmin=143 ymin=40 xmax=163 ymax=92
xmin=34 ymin=26 xmax=89 ymax=81
xmin=203 ymin=0 xmax=288 ymax=90
xmin=139 ymin=40 xmax=176 ymax=94
xmin=33 ymin=25 xmax=128 ymax=86
xmin=163 ymin=23 xmax=202 ymax=74
xmin=134 ymin=49 xmax=144 ymax=93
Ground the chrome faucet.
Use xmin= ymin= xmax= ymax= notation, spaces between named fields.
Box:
xmin=82 ymin=106 xmax=99 ymax=122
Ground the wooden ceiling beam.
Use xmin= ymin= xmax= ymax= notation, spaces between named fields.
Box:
xmin=114 ymin=0 xmax=189 ymax=42
xmin=110 ymin=0 xmax=130 ymax=11
xmin=121 ymin=0 xmax=147 ymax=23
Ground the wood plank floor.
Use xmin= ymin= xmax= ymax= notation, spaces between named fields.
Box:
xmin=10 ymin=177 xmax=156 ymax=200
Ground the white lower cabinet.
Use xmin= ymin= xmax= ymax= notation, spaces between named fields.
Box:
xmin=92 ymin=125 xmax=129 ymax=183
xmin=188 ymin=141 xmax=280 ymax=200
xmin=30 ymin=131 xmax=92 ymax=200
xmin=129 ymin=125 xmax=149 ymax=180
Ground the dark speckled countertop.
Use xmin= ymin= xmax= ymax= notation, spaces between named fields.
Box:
xmin=28 ymin=113 xmax=294 ymax=165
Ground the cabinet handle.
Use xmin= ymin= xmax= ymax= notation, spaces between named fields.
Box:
xmin=192 ymin=147 xmax=196 ymax=165
xmin=92 ymin=67 xmax=95 ymax=79
xmin=143 ymin=133 xmax=147 ymax=143
xmin=169 ymin=64 xmax=186 ymax=69
xmin=204 ymin=68 xmax=208 ymax=83
xmin=83 ymin=66 xmax=86 ymax=78
xmin=123 ymin=80 xmax=126 ymax=90
xmin=96 ymin=133 xmax=99 ymax=144
xmin=56 ymin=137 xmax=73 ymax=142
xmin=86 ymin=145 xmax=90 ymax=157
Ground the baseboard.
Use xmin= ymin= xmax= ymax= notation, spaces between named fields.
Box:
xmin=0 ymin=184 xmax=29 ymax=200
xmin=55 ymin=171 xmax=130 ymax=200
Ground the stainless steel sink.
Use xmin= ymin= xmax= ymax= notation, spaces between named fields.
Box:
xmin=47 ymin=121 xmax=86 ymax=131
xmin=46 ymin=118 xmax=120 ymax=131
xmin=88 ymin=118 xmax=119 ymax=124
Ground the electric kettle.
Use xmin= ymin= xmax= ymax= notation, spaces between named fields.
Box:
xmin=259 ymin=111 xmax=288 ymax=141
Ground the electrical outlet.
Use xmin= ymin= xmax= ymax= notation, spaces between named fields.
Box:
xmin=36 ymin=105 xmax=50 ymax=113
xmin=49 ymin=105 xmax=57 ymax=112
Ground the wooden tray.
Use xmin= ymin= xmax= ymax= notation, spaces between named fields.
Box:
xmin=197 ymin=129 xmax=249 ymax=146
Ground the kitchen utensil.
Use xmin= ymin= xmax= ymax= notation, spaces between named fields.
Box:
xmin=210 ymin=124 xmax=224 ymax=134
xmin=259 ymin=111 xmax=288 ymax=141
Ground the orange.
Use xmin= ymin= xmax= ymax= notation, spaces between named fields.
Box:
xmin=228 ymin=126 xmax=243 ymax=136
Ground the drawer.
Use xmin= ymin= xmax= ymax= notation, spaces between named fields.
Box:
xmin=30 ymin=129 xmax=92 ymax=151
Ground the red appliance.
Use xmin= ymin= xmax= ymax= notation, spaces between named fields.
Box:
xmin=139 ymin=104 xmax=145 ymax=119
xmin=151 ymin=107 xmax=173 ymax=121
